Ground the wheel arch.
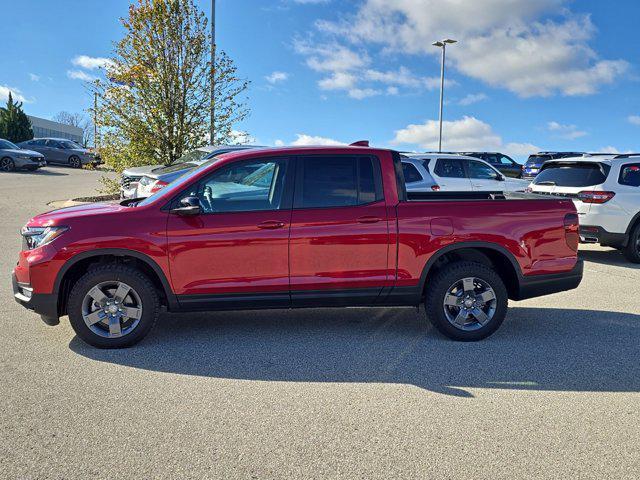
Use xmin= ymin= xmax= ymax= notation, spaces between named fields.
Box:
xmin=418 ymin=242 xmax=523 ymax=299
xmin=54 ymin=248 xmax=178 ymax=316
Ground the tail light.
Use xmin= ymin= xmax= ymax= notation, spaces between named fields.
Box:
xmin=577 ymin=191 xmax=615 ymax=203
xmin=431 ymin=185 xmax=441 ymax=191
xmin=563 ymin=213 xmax=579 ymax=251
xmin=150 ymin=180 xmax=169 ymax=193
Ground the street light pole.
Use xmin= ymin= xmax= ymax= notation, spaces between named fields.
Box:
xmin=210 ymin=0 xmax=216 ymax=145
xmin=432 ymin=38 xmax=457 ymax=153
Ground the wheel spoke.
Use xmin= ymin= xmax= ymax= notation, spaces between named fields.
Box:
xmin=108 ymin=316 xmax=122 ymax=336
xmin=462 ymin=277 xmax=475 ymax=294
xmin=87 ymin=286 xmax=108 ymax=304
xmin=471 ymin=308 xmax=490 ymax=325
xmin=444 ymin=294 xmax=461 ymax=306
xmin=113 ymin=283 xmax=131 ymax=303
xmin=453 ymin=309 xmax=468 ymax=325
xmin=476 ymin=290 xmax=495 ymax=303
xmin=121 ymin=306 xmax=142 ymax=320
xmin=83 ymin=310 xmax=105 ymax=326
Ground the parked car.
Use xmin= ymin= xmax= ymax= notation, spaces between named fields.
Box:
xmin=120 ymin=144 xmax=263 ymax=199
xmin=528 ymin=154 xmax=640 ymax=262
xmin=402 ymin=153 xmax=529 ymax=193
xmin=13 ymin=144 xmax=583 ymax=348
xmin=522 ymin=152 xmax=585 ymax=180
xmin=460 ymin=152 xmax=522 ymax=178
xmin=0 ymin=139 xmax=46 ymax=172
xmin=18 ymin=138 xmax=100 ymax=168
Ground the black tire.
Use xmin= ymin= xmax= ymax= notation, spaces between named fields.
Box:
xmin=69 ymin=155 xmax=82 ymax=168
xmin=424 ymin=261 xmax=508 ymax=341
xmin=623 ymin=223 xmax=640 ymax=263
xmin=67 ymin=264 xmax=160 ymax=348
xmin=1 ymin=157 xmax=15 ymax=172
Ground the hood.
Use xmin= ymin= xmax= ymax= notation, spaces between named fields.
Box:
xmin=122 ymin=164 xmax=164 ymax=177
xmin=26 ymin=201 xmax=128 ymax=228
xmin=2 ymin=148 xmax=44 ymax=157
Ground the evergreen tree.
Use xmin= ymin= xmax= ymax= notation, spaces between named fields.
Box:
xmin=0 ymin=93 xmax=34 ymax=143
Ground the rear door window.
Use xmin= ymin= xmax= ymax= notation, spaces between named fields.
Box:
xmin=402 ymin=163 xmax=423 ymax=183
xmin=434 ymin=158 xmax=466 ymax=178
xmin=619 ymin=163 xmax=640 ymax=187
xmin=295 ymin=155 xmax=383 ymax=208
xmin=533 ymin=163 xmax=610 ymax=187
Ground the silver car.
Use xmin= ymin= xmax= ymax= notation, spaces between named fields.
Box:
xmin=120 ymin=144 xmax=264 ymax=199
xmin=0 ymin=139 xmax=46 ymax=172
xmin=18 ymin=138 xmax=101 ymax=168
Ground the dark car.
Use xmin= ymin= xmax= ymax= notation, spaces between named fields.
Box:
xmin=0 ymin=139 xmax=46 ymax=171
xmin=18 ymin=138 xmax=101 ymax=168
xmin=522 ymin=152 xmax=585 ymax=180
xmin=460 ymin=152 xmax=523 ymax=178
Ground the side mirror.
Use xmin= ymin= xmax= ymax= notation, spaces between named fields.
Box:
xmin=497 ymin=174 xmax=505 ymax=181
xmin=170 ymin=196 xmax=201 ymax=216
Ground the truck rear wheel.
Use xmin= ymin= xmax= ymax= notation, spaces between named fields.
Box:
xmin=424 ymin=261 xmax=508 ymax=341
xmin=67 ymin=264 xmax=160 ymax=348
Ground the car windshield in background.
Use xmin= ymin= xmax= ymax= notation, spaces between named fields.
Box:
xmin=0 ymin=140 xmax=19 ymax=149
xmin=169 ymin=148 xmax=211 ymax=166
xmin=59 ymin=141 xmax=82 ymax=149
xmin=533 ymin=163 xmax=610 ymax=187
xmin=527 ymin=155 xmax=551 ymax=164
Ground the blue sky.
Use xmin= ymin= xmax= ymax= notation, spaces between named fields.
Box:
xmin=1 ymin=0 xmax=639 ymax=160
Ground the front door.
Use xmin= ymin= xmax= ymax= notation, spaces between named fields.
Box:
xmin=432 ymin=158 xmax=473 ymax=191
xmin=167 ymin=156 xmax=293 ymax=309
xmin=288 ymin=154 xmax=390 ymax=306
xmin=467 ymin=159 xmax=504 ymax=191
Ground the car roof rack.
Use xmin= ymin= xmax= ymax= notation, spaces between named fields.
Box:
xmin=613 ymin=153 xmax=640 ymax=159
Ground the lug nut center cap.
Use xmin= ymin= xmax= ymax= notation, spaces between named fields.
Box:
xmin=106 ymin=304 xmax=119 ymax=314
xmin=464 ymin=299 xmax=474 ymax=308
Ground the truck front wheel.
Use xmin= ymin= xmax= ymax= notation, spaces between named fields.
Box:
xmin=424 ymin=261 xmax=508 ymax=341
xmin=67 ymin=264 xmax=160 ymax=348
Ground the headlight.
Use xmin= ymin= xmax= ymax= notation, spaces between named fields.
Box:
xmin=21 ymin=226 xmax=69 ymax=250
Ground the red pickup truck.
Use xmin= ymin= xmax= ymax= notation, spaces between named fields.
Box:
xmin=13 ymin=146 xmax=583 ymax=348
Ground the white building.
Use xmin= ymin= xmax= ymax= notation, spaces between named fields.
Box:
xmin=28 ymin=115 xmax=83 ymax=144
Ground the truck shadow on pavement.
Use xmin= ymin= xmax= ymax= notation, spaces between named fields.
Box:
xmin=69 ymin=306 xmax=640 ymax=397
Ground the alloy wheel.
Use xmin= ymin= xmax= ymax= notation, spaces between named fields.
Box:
xmin=1 ymin=158 xmax=14 ymax=171
xmin=81 ymin=281 xmax=143 ymax=338
xmin=442 ymin=277 xmax=497 ymax=331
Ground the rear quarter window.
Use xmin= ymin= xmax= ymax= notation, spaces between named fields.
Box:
xmin=533 ymin=163 xmax=610 ymax=187
xmin=402 ymin=163 xmax=423 ymax=183
xmin=619 ymin=163 xmax=640 ymax=187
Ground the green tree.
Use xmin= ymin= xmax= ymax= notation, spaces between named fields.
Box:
xmin=0 ymin=93 xmax=34 ymax=143
xmin=93 ymin=0 xmax=250 ymax=179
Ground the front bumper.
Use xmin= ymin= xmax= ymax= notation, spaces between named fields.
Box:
xmin=12 ymin=272 xmax=59 ymax=324
xmin=514 ymin=260 xmax=583 ymax=300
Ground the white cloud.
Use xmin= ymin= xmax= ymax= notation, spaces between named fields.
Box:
xmin=28 ymin=73 xmax=40 ymax=82
xmin=230 ymin=130 xmax=255 ymax=144
xmin=265 ymin=71 xmax=289 ymax=84
xmin=628 ymin=115 xmax=640 ymax=126
xmin=546 ymin=121 xmax=587 ymax=140
xmin=0 ymin=85 xmax=29 ymax=103
xmin=72 ymin=55 xmax=114 ymax=70
xmin=314 ymin=0 xmax=629 ymax=97
xmin=392 ymin=115 xmax=540 ymax=157
xmin=318 ymin=72 xmax=357 ymax=90
xmin=67 ymin=70 xmax=97 ymax=82
xmin=274 ymin=139 xmax=285 ymax=146
xmin=458 ymin=93 xmax=488 ymax=106
xmin=291 ymin=134 xmax=345 ymax=146
xmin=348 ymin=87 xmax=381 ymax=99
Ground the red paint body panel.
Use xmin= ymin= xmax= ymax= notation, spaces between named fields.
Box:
xmin=13 ymin=146 xmax=579 ymax=308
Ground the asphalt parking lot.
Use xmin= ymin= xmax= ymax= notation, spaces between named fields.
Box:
xmin=0 ymin=166 xmax=638 ymax=479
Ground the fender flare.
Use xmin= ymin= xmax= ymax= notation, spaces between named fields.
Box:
xmin=417 ymin=241 xmax=523 ymax=294
xmin=53 ymin=248 xmax=178 ymax=310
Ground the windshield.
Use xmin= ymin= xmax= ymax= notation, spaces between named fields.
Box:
xmin=137 ymin=157 xmax=221 ymax=207
xmin=527 ymin=155 xmax=551 ymax=165
xmin=169 ymin=148 xmax=211 ymax=166
xmin=533 ymin=163 xmax=610 ymax=187
xmin=0 ymin=139 xmax=19 ymax=150
xmin=59 ymin=140 xmax=82 ymax=149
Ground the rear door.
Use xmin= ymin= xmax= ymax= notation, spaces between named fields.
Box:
xmin=289 ymin=154 xmax=390 ymax=305
xmin=431 ymin=158 xmax=472 ymax=191
xmin=45 ymin=140 xmax=64 ymax=163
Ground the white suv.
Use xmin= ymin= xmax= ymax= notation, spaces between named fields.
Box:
xmin=528 ymin=155 xmax=640 ymax=262
xmin=402 ymin=153 xmax=528 ymax=193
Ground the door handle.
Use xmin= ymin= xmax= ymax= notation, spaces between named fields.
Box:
xmin=257 ymin=220 xmax=286 ymax=229
xmin=357 ymin=216 xmax=382 ymax=224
